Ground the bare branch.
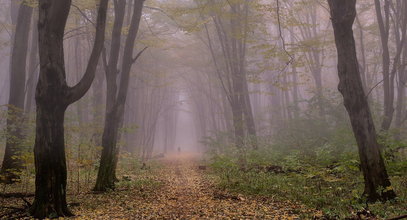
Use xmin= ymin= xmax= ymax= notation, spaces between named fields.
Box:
xmin=132 ymin=47 xmax=148 ymax=64
xmin=71 ymin=4 xmax=96 ymax=27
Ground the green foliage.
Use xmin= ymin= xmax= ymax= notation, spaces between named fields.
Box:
xmin=204 ymin=93 xmax=407 ymax=219
xmin=0 ymin=103 xmax=141 ymax=193
xmin=208 ymin=144 xmax=406 ymax=218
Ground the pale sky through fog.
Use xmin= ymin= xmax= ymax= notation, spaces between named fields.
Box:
xmin=174 ymin=93 xmax=198 ymax=153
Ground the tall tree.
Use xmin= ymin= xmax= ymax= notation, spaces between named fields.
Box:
xmin=375 ymin=0 xmax=407 ymax=130
xmin=29 ymin=0 xmax=108 ymax=218
xmin=0 ymin=1 xmax=33 ymax=183
xmin=25 ymin=12 xmax=39 ymax=115
xmin=392 ymin=1 xmax=407 ymax=135
xmin=94 ymin=0 xmax=146 ymax=192
xmin=328 ymin=0 xmax=396 ymax=202
xmin=200 ymin=0 xmax=257 ymax=149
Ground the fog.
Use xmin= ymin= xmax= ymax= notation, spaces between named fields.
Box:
xmin=174 ymin=94 xmax=198 ymax=152
xmin=0 ymin=0 xmax=406 ymax=219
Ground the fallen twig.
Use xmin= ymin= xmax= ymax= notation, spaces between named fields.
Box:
xmin=0 ymin=192 xmax=34 ymax=198
xmin=21 ymin=197 xmax=31 ymax=207
xmin=387 ymin=214 xmax=407 ymax=220
xmin=0 ymin=206 xmax=23 ymax=210
xmin=0 ymin=208 xmax=24 ymax=219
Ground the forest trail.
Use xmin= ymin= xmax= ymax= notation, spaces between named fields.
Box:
xmin=119 ymin=153 xmax=303 ymax=219
xmin=0 ymin=153 xmax=304 ymax=219
xmin=69 ymin=153 xmax=303 ymax=219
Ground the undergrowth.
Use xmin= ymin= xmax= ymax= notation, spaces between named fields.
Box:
xmin=205 ymin=129 xmax=407 ymax=219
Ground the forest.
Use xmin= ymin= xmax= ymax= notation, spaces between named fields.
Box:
xmin=0 ymin=0 xmax=406 ymax=219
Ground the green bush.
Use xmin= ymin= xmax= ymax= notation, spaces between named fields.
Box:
xmin=204 ymin=93 xmax=407 ymax=219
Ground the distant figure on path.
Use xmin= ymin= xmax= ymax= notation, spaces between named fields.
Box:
xmin=177 ymin=147 xmax=181 ymax=154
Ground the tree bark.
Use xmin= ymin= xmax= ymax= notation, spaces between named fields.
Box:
xmin=94 ymin=0 xmax=127 ymax=191
xmin=0 ymin=1 xmax=33 ymax=183
xmin=328 ymin=0 xmax=396 ymax=202
xmin=95 ymin=0 xmax=145 ymax=192
xmin=29 ymin=0 xmax=108 ymax=218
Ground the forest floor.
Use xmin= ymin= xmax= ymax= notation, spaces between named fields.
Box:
xmin=0 ymin=153 xmax=307 ymax=219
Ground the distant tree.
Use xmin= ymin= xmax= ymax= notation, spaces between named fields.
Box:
xmin=199 ymin=0 xmax=258 ymax=149
xmin=29 ymin=0 xmax=108 ymax=218
xmin=284 ymin=0 xmax=327 ymax=118
xmin=391 ymin=1 xmax=407 ymax=135
xmin=328 ymin=0 xmax=396 ymax=202
xmin=374 ymin=0 xmax=407 ymax=131
xmin=25 ymin=12 xmax=39 ymax=115
xmin=0 ymin=1 xmax=33 ymax=183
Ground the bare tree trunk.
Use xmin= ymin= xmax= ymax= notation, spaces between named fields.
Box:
xmin=25 ymin=12 xmax=39 ymax=115
xmin=95 ymin=0 xmax=145 ymax=192
xmin=0 ymin=2 xmax=33 ymax=183
xmin=289 ymin=31 xmax=300 ymax=118
xmin=242 ymin=73 xmax=258 ymax=149
xmin=328 ymin=0 xmax=396 ymax=202
xmin=270 ymin=82 xmax=283 ymax=132
xmin=92 ymin=64 xmax=105 ymax=147
xmin=374 ymin=0 xmax=407 ymax=130
xmin=375 ymin=0 xmax=392 ymax=130
xmin=355 ymin=15 xmax=367 ymax=91
xmin=297 ymin=6 xmax=325 ymax=118
xmin=395 ymin=43 xmax=407 ymax=135
xmin=29 ymin=0 xmax=108 ymax=217
xmin=94 ymin=0 xmax=126 ymax=191
xmin=393 ymin=1 xmax=407 ymax=136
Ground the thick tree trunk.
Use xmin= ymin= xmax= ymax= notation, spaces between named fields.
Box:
xmin=30 ymin=0 xmax=108 ymax=218
xmin=30 ymin=104 xmax=72 ymax=218
xmin=29 ymin=0 xmax=73 ymax=216
xmin=328 ymin=0 xmax=396 ymax=202
xmin=0 ymin=2 xmax=33 ymax=183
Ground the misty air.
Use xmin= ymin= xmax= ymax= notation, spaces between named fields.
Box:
xmin=0 ymin=0 xmax=406 ymax=219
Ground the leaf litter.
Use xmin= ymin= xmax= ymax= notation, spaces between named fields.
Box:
xmin=1 ymin=154 xmax=308 ymax=219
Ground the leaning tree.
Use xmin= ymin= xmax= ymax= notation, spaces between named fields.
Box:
xmin=29 ymin=0 xmax=108 ymax=218
xmin=328 ymin=0 xmax=396 ymax=202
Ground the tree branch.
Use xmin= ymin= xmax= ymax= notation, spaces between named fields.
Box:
xmin=386 ymin=214 xmax=407 ymax=220
xmin=66 ymin=0 xmax=109 ymax=105
xmin=71 ymin=4 xmax=96 ymax=27
xmin=132 ymin=47 xmax=148 ymax=64
xmin=366 ymin=79 xmax=385 ymax=98
xmin=276 ymin=0 xmax=294 ymax=65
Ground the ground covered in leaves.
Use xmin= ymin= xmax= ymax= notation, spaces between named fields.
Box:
xmin=1 ymin=153 xmax=307 ymax=219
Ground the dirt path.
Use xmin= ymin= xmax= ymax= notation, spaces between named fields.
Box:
xmin=129 ymin=153 xmax=302 ymax=219
xmin=1 ymin=153 xmax=303 ymax=219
